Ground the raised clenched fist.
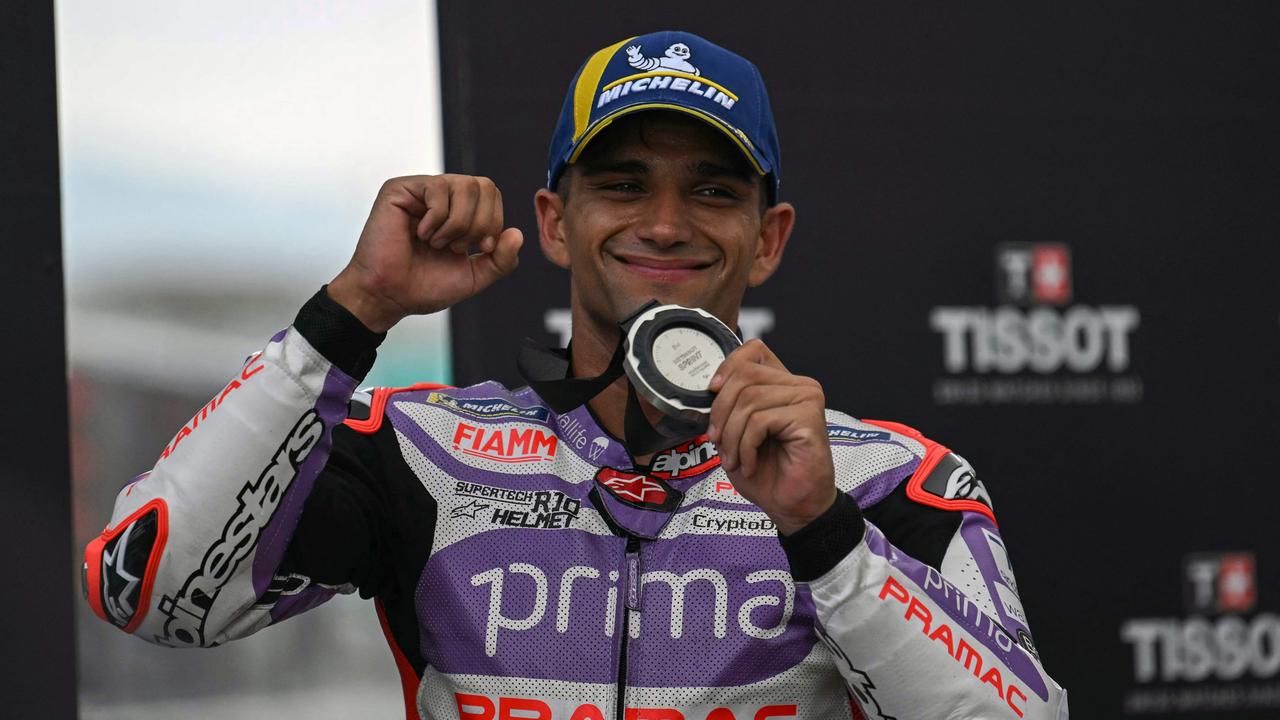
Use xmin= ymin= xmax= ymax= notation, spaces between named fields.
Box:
xmin=328 ymin=174 xmax=524 ymax=332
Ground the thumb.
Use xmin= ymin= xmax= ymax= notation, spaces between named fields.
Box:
xmin=470 ymin=226 xmax=523 ymax=291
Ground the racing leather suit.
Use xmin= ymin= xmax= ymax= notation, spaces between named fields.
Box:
xmin=84 ymin=288 xmax=1069 ymax=719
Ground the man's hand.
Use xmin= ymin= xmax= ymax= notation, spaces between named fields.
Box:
xmin=328 ymin=175 xmax=524 ymax=332
xmin=707 ymin=340 xmax=838 ymax=536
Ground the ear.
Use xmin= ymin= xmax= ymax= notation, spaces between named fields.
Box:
xmin=534 ymin=187 xmax=571 ymax=269
xmin=748 ymin=201 xmax=795 ymax=286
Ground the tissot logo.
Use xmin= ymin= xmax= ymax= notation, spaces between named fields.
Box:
xmin=451 ymin=422 xmax=558 ymax=463
xmin=930 ymin=243 xmax=1143 ymax=405
xmin=1120 ymin=550 xmax=1280 ymax=713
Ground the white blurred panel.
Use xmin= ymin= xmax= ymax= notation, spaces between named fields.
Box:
xmin=58 ymin=1 xmax=446 ymax=715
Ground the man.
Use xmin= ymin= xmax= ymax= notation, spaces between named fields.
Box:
xmin=83 ymin=31 xmax=1068 ymax=719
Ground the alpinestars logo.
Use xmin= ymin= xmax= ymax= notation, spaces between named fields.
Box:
xmin=157 ymin=410 xmax=324 ymax=646
xmin=1120 ymin=551 xmax=1280 ymax=715
xmin=650 ymin=437 xmax=719 ymax=479
xmin=930 ymin=242 xmax=1142 ymax=405
xmin=99 ymin=508 xmax=161 ymax=628
xmin=598 ymin=469 xmax=669 ymax=506
xmin=921 ymin=453 xmax=993 ymax=510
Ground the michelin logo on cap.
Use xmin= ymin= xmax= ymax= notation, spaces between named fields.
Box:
xmin=597 ymin=41 xmax=738 ymax=111
xmin=626 ymin=42 xmax=700 ymax=75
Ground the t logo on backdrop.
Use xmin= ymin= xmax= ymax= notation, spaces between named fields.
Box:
xmin=995 ymin=243 xmax=1072 ymax=306
xmin=929 ymin=242 xmax=1143 ymax=404
xmin=1185 ymin=552 xmax=1257 ymax=615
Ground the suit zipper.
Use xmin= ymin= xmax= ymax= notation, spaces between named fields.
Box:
xmin=616 ymin=536 xmax=642 ymax=720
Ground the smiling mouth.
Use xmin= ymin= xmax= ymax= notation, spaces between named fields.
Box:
xmin=613 ymin=254 xmax=716 ymax=273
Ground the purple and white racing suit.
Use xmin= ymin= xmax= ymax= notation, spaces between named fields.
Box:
xmin=84 ymin=288 xmax=1069 ymax=720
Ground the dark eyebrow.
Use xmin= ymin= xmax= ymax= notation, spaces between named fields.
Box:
xmin=691 ymin=160 xmax=755 ymax=184
xmin=578 ymin=159 xmax=650 ymax=177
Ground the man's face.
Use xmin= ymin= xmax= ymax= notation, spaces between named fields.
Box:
xmin=536 ymin=113 xmax=793 ymax=333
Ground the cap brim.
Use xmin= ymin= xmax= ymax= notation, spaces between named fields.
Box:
xmin=567 ymin=102 xmax=771 ymax=178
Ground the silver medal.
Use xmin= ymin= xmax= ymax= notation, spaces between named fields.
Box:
xmin=623 ymin=304 xmax=742 ymax=425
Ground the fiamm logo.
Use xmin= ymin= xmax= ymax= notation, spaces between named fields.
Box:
xmin=451 ymin=422 xmax=558 ymax=464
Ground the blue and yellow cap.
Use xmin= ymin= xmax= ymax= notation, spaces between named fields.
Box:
xmin=547 ymin=31 xmax=782 ymax=204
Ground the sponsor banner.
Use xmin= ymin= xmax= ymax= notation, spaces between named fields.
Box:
xmin=451 ymin=421 xmax=558 ymax=464
xmin=650 ymin=437 xmax=719 ymax=479
xmin=455 ymin=694 xmax=797 ymax=720
xmin=930 ymin=242 xmax=1142 ymax=405
xmin=450 ymin=480 xmax=581 ymax=530
xmin=826 ymin=424 xmax=891 ymax=445
xmin=158 ymin=410 xmax=324 ymax=646
xmin=1120 ymin=551 xmax=1280 ymax=714
xmin=418 ymin=528 xmax=811 ymax=687
xmin=428 ymin=392 xmax=552 ymax=423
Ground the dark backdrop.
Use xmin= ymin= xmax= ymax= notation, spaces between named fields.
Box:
xmin=2 ymin=0 xmax=78 ymax=718
xmin=439 ymin=3 xmax=1280 ymax=718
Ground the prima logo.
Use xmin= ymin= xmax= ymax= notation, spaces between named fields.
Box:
xmin=469 ymin=562 xmax=795 ymax=656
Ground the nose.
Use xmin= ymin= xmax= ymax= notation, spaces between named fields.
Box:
xmin=634 ymin=186 xmax=691 ymax=249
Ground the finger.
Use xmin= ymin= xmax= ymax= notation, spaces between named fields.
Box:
xmin=716 ymin=384 xmax=808 ymax=472
xmin=492 ymin=181 xmax=505 ymax=235
xmin=709 ymin=339 xmax=787 ymax=392
xmin=451 ymin=179 xmax=499 ymax=256
xmin=415 ymin=176 xmax=452 ymax=243
xmin=736 ymin=405 xmax=805 ymax=480
xmin=473 ymin=177 xmax=502 ymax=240
xmin=470 ymin=227 xmax=523 ymax=289
xmin=430 ymin=176 xmax=481 ymax=248
xmin=708 ymin=361 xmax=807 ymax=444
xmin=380 ymin=176 xmax=429 ymax=217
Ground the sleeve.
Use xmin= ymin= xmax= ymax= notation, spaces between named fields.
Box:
xmin=779 ymin=426 xmax=1070 ymax=720
xmin=82 ymin=287 xmax=389 ymax=647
